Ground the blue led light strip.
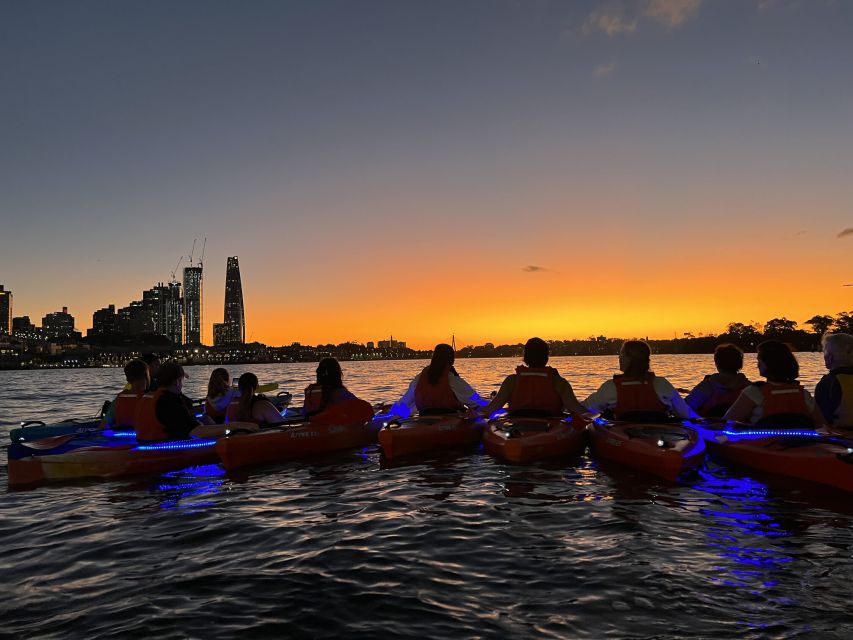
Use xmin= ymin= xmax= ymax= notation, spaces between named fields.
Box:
xmin=134 ymin=439 xmax=217 ymax=451
xmin=721 ymin=430 xmax=821 ymax=438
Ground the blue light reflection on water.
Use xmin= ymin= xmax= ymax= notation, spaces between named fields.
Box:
xmin=695 ymin=465 xmax=797 ymax=630
xmin=154 ymin=464 xmax=226 ymax=511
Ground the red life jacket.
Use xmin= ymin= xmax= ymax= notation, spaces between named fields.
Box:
xmin=113 ymin=391 xmax=144 ymax=428
xmin=414 ymin=366 xmax=463 ymax=412
xmin=309 ymin=397 xmax=374 ymax=426
xmin=135 ymin=389 xmax=168 ymax=441
xmin=759 ymin=383 xmax=809 ymax=418
xmin=613 ymin=374 xmax=668 ymax=419
xmin=508 ymin=366 xmax=564 ymax=415
xmin=303 ymin=384 xmax=324 ymax=414
xmin=697 ymin=376 xmax=750 ymax=418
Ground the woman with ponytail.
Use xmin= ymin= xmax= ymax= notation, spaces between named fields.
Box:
xmin=225 ymin=372 xmax=282 ymax=426
xmin=302 ymin=358 xmax=374 ymax=425
xmin=392 ymin=344 xmax=486 ymax=418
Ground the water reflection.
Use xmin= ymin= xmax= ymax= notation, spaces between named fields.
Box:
xmin=152 ymin=464 xmax=226 ymax=511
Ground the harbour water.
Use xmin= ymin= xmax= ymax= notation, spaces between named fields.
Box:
xmin=1 ymin=354 xmax=851 ymax=638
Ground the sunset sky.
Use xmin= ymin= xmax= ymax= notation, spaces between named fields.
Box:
xmin=2 ymin=0 xmax=852 ymax=348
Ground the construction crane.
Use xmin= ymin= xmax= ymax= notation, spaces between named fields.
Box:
xmin=170 ymin=255 xmax=187 ymax=284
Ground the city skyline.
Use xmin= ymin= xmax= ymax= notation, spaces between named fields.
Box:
xmin=2 ymin=2 xmax=852 ymax=349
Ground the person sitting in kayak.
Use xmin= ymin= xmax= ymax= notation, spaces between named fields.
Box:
xmin=101 ymin=358 xmax=149 ymax=428
xmin=390 ymin=343 xmax=488 ymax=418
xmin=724 ymin=340 xmax=825 ymax=429
xmin=685 ymin=343 xmax=751 ymax=417
xmin=477 ymin=337 xmax=588 ymax=418
xmin=226 ymin=372 xmax=282 ymax=426
xmin=135 ymin=362 xmax=220 ymax=442
xmin=815 ymin=333 xmax=853 ymax=430
xmin=140 ymin=353 xmax=161 ymax=392
xmin=205 ymin=367 xmax=238 ymax=424
xmin=584 ymin=340 xmax=697 ymax=421
xmin=303 ymin=358 xmax=374 ymax=425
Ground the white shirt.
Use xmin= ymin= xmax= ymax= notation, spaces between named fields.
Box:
xmin=583 ymin=376 xmax=698 ymax=419
xmin=392 ymin=371 xmax=485 ymax=418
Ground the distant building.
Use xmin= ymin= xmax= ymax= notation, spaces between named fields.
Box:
xmin=183 ymin=265 xmax=203 ymax=345
xmin=366 ymin=341 xmax=375 ymax=350
xmin=217 ymin=256 xmax=245 ymax=345
xmin=116 ymin=300 xmax=155 ymax=336
xmin=378 ymin=336 xmax=406 ymax=350
xmin=143 ymin=282 xmax=183 ymax=344
xmin=42 ymin=307 xmax=75 ymax=340
xmin=12 ymin=316 xmax=40 ymax=340
xmin=88 ymin=304 xmax=117 ymax=337
xmin=213 ymin=323 xmax=229 ymax=347
xmin=0 ymin=285 xmax=11 ymax=335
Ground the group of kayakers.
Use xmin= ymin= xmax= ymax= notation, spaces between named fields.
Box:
xmin=100 ymin=332 xmax=853 ymax=442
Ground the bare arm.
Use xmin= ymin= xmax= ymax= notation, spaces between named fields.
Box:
xmin=723 ymin=390 xmax=756 ymax=424
xmin=479 ymin=375 xmax=515 ymax=417
xmin=555 ymin=377 xmax=588 ymax=414
xmin=254 ymin=398 xmax=283 ymax=425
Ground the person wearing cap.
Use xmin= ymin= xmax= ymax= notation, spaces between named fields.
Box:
xmin=135 ymin=362 xmax=217 ymax=441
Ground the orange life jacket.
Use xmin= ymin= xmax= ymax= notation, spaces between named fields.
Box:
xmin=303 ymin=384 xmax=325 ymax=414
xmin=613 ymin=374 xmax=668 ymax=419
xmin=225 ymin=398 xmax=261 ymax=425
xmin=309 ymin=397 xmax=374 ymax=426
xmin=113 ymin=391 xmax=144 ymax=428
xmin=508 ymin=366 xmax=564 ymax=415
xmin=414 ymin=366 xmax=463 ymax=412
xmin=697 ymin=376 xmax=751 ymax=418
xmin=135 ymin=389 xmax=168 ymax=441
xmin=758 ymin=382 xmax=809 ymax=418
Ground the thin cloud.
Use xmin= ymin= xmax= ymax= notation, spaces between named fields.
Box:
xmin=795 ymin=230 xmax=807 ymax=236
xmin=643 ymin=0 xmax=703 ymax=28
xmin=837 ymin=228 xmax=853 ymax=239
xmin=593 ymin=62 xmax=617 ymax=77
xmin=523 ymin=265 xmax=548 ymax=273
xmin=582 ymin=5 xmax=637 ymax=36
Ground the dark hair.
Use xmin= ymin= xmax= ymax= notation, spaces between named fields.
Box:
xmin=714 ymin=343 xmax=743 ymax=374
xmin=236 ymin=372 xmax=259 ymax=421
xmin=140 ymin=353 xmax=161 ymax=365
xmin=123 ymin=359 xmax=148 ymax=383
xmin=523 ymin=337 xmax=549 ymax=368
xmin=207 ymin=368 xmax=230 ymax=398
xmin=316 ymin=358 xmax=344 ymax=408
xmin=621 ymin=340 xmax=651 ymax=378
xmin=757 ymin=340 xmax=799 ymax=383
xmin=427 ymin=344 xmax=455 ymax=385
xmin=157 ymin=362 xmax=186 ymax=388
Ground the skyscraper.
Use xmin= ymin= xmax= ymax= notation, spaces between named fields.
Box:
xmin=218 ymin=256 xmax=245 ymax=345
xmin=0 ymin=285 xmax=11 ymax=335
xmin=183 ymin=265 xmax=203 ymax=344
xmin=142 ymin=282 xmax=183 ymax=345
xmin=42 ymin=307 xmax=75 ymax=340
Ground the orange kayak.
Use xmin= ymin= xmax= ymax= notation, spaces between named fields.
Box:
xmin=7 ymin=434 xmax=219 ymax=486
xmin=483 ymin=414 xmax=587 ymax=464
xmin=216 ymin=419 xmax=382 ymax=470
xmin=378 ymin=413 xmax=482 ymax=459
xmin=703 ymin=426 xmax=853 ymax=493
xmin=587 ymin=418 xmax=705 ymax=481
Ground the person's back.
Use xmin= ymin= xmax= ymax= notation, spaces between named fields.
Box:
xmin=686 ymin=344 xmax=751 ymax=417
xmin=303 ymin=357 xmax=371 ymax=424
xmin=226 ymin=372 xmax=281 ymax=426
xmin=479 ymin=338 xmax=587 ymax=418
xmin=815 ymin=333 xmax=853 ymax=430
xmin=135 ymin=362 xmax=203 ymax=441
xmin=584 ymin=340 xmax=697 ymax=421
xmin=102 ymin=359 xmax=150 ymax=429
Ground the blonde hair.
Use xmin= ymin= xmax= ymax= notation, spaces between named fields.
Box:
xmin=822 ymin=333 xmax=853 ymax=366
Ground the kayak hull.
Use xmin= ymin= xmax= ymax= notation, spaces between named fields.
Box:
xmin=484 ymin=415 xmax=587 ymax=464
xmin=9 ymin=419 xmax=104 ymax=444
xmin=587 ymin=419 xmax=705 ymax=481
xmin=378 ymin=414 xmax=482 ymax=459
xmin=704 ymin=428 xmax=853 ymax=493
xmin=7 ymin=436 xmax=219 ymax=486
xmin=216 ymin=419 xmax=382 ymax=470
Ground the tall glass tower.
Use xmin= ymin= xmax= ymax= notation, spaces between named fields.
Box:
xmin=223 ymin=256 xmax=245 ymax=344
xmin=0 ymin=285 xmax=11 ymax=335
xmin=183 ymin=265 xmax=203 ymax=344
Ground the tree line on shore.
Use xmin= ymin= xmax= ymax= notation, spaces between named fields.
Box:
xmin=456 ymin=312 xmax=853 ymax=359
